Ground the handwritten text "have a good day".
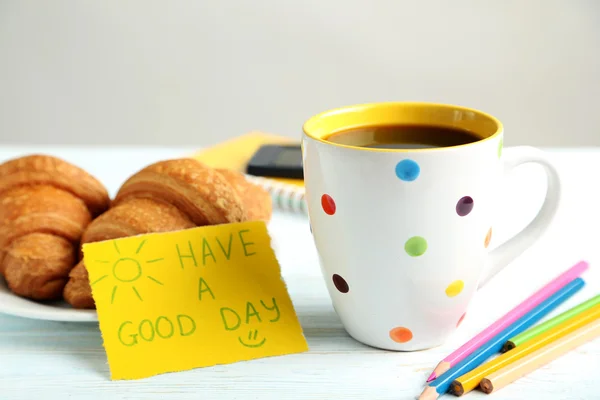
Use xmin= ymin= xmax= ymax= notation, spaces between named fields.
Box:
xmin=114 ymin=228 xmax=283 ymax=348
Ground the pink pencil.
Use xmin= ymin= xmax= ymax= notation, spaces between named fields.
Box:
xmin=426 ymin=260 xmax=589 ymax=382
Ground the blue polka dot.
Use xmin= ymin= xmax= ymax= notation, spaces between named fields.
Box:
xmin=395 ymin=159 xmax=420 ymax=181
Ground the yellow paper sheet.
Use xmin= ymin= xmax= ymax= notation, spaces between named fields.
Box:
xmin=83 ymin=221 xmax=308 ymax=380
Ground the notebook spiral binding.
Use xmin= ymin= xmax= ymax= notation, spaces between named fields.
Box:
xmin=244 ymin=175 xmax=308 ymax=215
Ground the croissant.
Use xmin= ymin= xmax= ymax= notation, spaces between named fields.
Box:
xmin=63 ymin=158 xmax=272 ymax=309
xmin=0 ymin=155 xmax=110 ymax=300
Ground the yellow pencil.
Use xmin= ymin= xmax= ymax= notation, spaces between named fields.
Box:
xmin=449 ymin=303 xmax=600 ymax=396
xmin=480 ymin=319 xmax=600 ymax=394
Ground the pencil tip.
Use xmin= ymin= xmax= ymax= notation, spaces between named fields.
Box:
xmin=426 ymin=372 xmax=436 ymax=382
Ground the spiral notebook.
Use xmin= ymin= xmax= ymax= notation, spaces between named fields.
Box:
xmin=192 ymin=132 xmax=308 ymax=215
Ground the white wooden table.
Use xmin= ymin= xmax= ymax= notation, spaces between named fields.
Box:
xmin=0 ymin=146 xmax=598 ymax=400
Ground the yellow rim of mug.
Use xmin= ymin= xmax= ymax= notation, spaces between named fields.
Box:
xmin=302 ymin=102 xmax=504 ymax=153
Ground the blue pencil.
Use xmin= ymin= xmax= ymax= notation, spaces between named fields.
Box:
xmin=418 ymin=277 xmax=585 ymax=400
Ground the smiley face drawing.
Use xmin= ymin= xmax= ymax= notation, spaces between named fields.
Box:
xmin=238 ymin=329 xmax=266 ymax=348
xmin=219 ymin=298 xmax=281 ymax=349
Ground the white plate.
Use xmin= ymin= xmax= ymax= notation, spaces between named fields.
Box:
xmin=0 ymin=277 xmax=98 ymax=322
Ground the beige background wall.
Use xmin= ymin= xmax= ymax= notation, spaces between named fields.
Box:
xmin=0 ymin=0 xmax=598 ymax=147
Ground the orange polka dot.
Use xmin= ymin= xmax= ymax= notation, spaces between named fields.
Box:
xmin=389 ymin=327 xmax=413 ymax=343
xmin=484 ymin=227 xmax=492 ymax=248
xmin=446 ymin=280 xmax=465 ymax=297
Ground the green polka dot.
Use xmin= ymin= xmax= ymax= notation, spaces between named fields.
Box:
xmin=405 ymin=236 xmax=427 ymax=257
xmin=498 ymin=137 xmax=503 ymax=158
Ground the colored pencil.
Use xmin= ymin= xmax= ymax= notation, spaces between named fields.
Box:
xmin=480 ymin=318 xmax=600 ymax=394
xmin=503 ymin=294 xmax=600 ymax=352
xmin=449 ymin=302 xmax=600 ymax=396
xmin=426 ymin=261 xmax=588 ymax=382
xmin=417 ymin=277 xmax=584 ymax=400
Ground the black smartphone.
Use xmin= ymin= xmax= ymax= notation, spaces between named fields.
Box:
xmin=246 ymin=144 xmax=303 ymax=179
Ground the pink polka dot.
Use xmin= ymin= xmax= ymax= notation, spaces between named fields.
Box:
xmin=457 ymin=313 xmax=466 ymax=327
xmin=321 ymin=194 xmax=336 ymax=215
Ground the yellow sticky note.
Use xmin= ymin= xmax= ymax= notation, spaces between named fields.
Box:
xmin=83 ymin=221 xmax=309 ymax=380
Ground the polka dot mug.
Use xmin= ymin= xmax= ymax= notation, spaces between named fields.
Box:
xmin=301 ymin=102 xmax=561 ymax=351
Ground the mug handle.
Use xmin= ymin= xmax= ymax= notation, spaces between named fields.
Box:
xmin=478 ymin=146 xmax=562 ymax=288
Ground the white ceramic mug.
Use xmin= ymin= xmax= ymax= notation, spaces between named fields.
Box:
xmin=301 ymin=102 xmax=561 ymax=351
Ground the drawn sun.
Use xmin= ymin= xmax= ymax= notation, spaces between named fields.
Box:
xmin=90 ymin=239 xmax=164 ymax=304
